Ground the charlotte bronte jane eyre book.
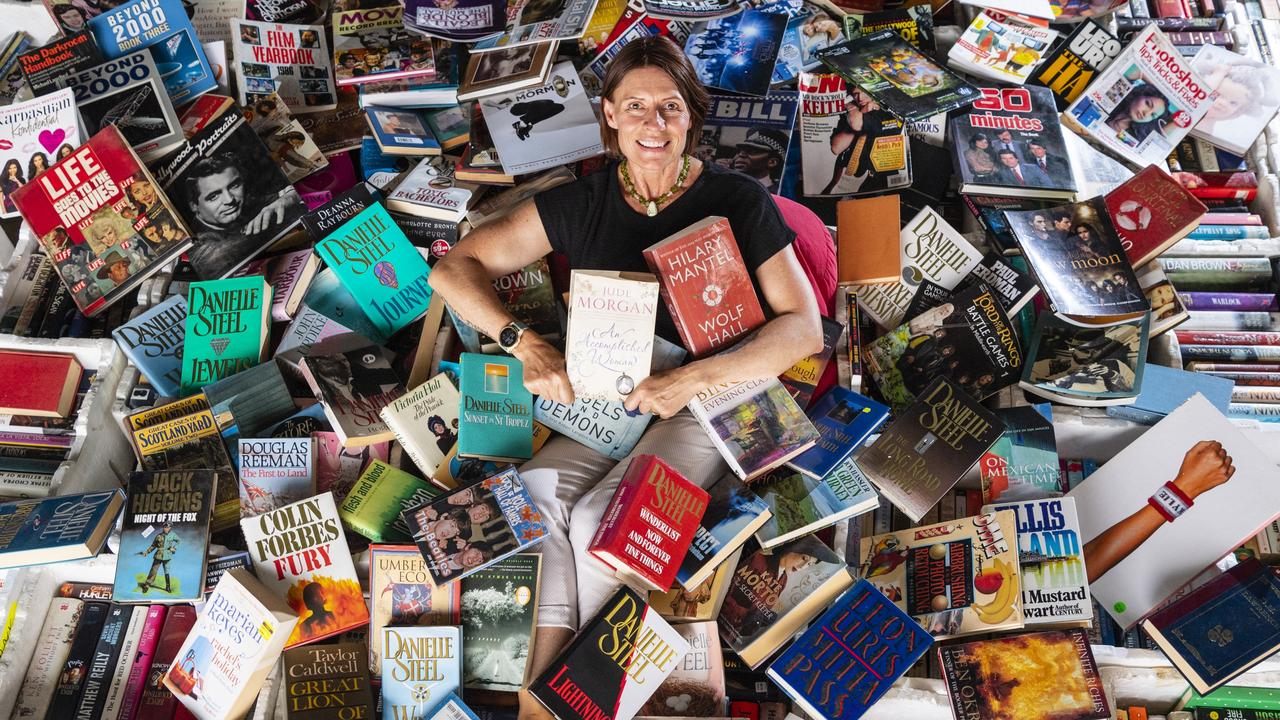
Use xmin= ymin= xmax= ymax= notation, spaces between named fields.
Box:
xmin=114 ymin=470 xmax=215 ymax=603
xmin=565 ymin=270 xmax=659 ymax=402
xmin=381 ymin=626 xmax=463 ymax=720
xmin=180 ymin=276 xmax=272 ymax=394
xmin=368 ymin=544 xmax=461 ymax=671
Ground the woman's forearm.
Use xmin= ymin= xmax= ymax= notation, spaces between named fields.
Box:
xmin=687 ymin=310 xmax=824 ymax=389
xmin=429 ymin=254 xmax=516 ymax=339
xmin=1082 ymin=504 xmax=1165 ymax=584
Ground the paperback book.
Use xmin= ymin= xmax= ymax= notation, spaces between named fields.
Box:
xmin=950 ymin=85 xmax=1076 ymax=199
xmin=88 ymin=0 xmax=217 ymax=105
xmin=787 ymin=387 xmax=888 ymax=479
xmin=638 ymin=619 xmax=725 ymax=717
xmin=332 ymin=4 xmax=436 ymax=87
xmin=230 ymin=20 xmax=337 ymax=112
xmin=1189 ymin=44 xmax=1280 ymax=157
xmin=457 ymin=353 xmax=534 ymax=462
xmin=338 ymin=459 xmax=440 ymax=542
xmin=385 ymin=157 xmax=475 ymax=223
xmin=979 ymin=404 xmax=1061 ymax=502
xmin=1021 ymin=311 xmax=1150 ymax=406
xmin=282 ymin=642 xmax=376 ymax=720
xmin=179 ymin=276 xmax=271 ymax=395
xmin=17 ymin=31 xmax=102 ymax=96
xmin=469 ymin=0 xmax=599 ymax=50
xmin=688 ymin=377 xmax=820 ymax=482
xmin=380 ymin=372 xmax=460 ymax=477
xmin=364 ymin=105 xmax=442 ymax=156
xmin=460 ymin=553 xmax=541 ymax=691
xmin=565 ymin=270 xmax=659 ymax=402
xmin=478 ymin=62 xmax=603 ymax=176
xmin=984 ymin=497 xmax=1092 ymax=627
xmin=1030 ymin=19 xmax=1123 ymax=109
xmin=238 ymin=437 xmax=315 ymax=515
xmin=676 ymin=471 xmax=772 ymax=589
xmin=381 ymin=626 xmax=463 ymax=720
xmin=651 ymin=549 xmax=738 ymax=623
xmin=797 ymin=72 xmax=910 ymax=198
xmin=114 ymin=470 xmax=215 ymax=603
xmin=949 ymin=11 xmax=1059 ymax=85
xmin=752 ymin=457 xmax=879 ymax=549
xmin=368 ymin=544 xmax=461 ymax=670
xmin=0 ymin=489 xmax=125 ymax=569
xmin=457 ymin=42 xmax=557 ymax=101
xmin=111 ymin=295 xmax=186 ymax=397
xmin=243 ymin=93 xmax=329 ymax=184
xmin=301 ymin=343 xmax=407 ymax=448
xmin=842 ymin=5 xmax=935 ymax=50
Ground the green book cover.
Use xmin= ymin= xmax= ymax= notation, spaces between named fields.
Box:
xmin=458 ymin=353 xmax=533 ymax=462
xmin=338 ymin=459 xmax=441 ymax=542
xmin=180 ymin=276 xmax=272 ymax=395
xmin=314 ymin=203 xmax=433 ymax=339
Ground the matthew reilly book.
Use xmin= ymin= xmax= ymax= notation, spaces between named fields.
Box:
xmin=530 ymin=587 xmax=690 ymax=720
xmin=180 ymin=276 xmax=273 ymax=395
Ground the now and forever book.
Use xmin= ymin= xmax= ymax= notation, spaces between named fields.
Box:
xmin=114 ymin=470 xmax=214 ymax=603
xmin=180 ymin=276 xmax=272 ymax=394
xmin=566 ymin=270 xmax=659 ymax=402
xmin=985 ymin=497 xmax=1092 ymax=627
xmin=688 ymin=377 xmax=819 ymax=482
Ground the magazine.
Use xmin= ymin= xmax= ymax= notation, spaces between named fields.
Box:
xmin=818 ymin=29 xmax=980 ymax=122
xmin=332 ymin=4 xmax=436 ymax=87
xmin=1188 ymin=44 xmax=1280 ymax=157
xmin=699 ymin=92 xmax=798 ymax=194
xmin=797 ymin=72 xmax=910 ymax=198
xmin=948 ymin=11 xmax=1059 ymax=85
xmin=684 ymin=10 xmax=787 ymax=97
xmin=753 ymin=0 xmax=842 ymax=85
xmin=403 ymin=0 xmax=506 ymax=42
xmin=470 ymin=0 xmax=602 ymax=51
xmin=231 ymin=19 xmax=338 ymax=113
xmin=478 ymin=62 xmax=603 ymax=176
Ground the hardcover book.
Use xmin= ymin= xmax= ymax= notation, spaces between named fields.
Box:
xmin=778 ymin=316 xmax=843 ymax=409
xmin=949 ymin=85 xmax=1076 ymax=200
xmin=530 ymin=587 xmax=690 ymax=720
xmin=984 ymin=497 xmax=1092 ymax=627
xmin=565 ymin=270 xmax=659 ymax=402
xmin=688 ymin=377 xmax=820 ymax=482
xmin=382 ymin=626 xmax=463 ymax=720
xmin=18 ymin=31 xmax=102 ymax=96
xmin=1106 ymin=364 xmax=1233 ymax=425
xmin=240 ymin=492 xmax=369 ymax=647
xmin=299 ymin=183 xmax=375 ymax=240
xmin=368 ymin=544 xmax=461 ymax=670
xmin=640 ymin=619 xmax=726 ymax=717
xmin=460 ymin=553 xmax=541 ymax=691
xmin=643 ymin=216 xmax=766 ymax=359
xmin=103 ymin=603 xmax=163 ymax=720
xmin=843 ymin=5 xmax=935 ymax=49
xmin=129 ymin=406 xmax=238 ymax=533
xmin=753 ymin=457 xmax=879 ymax=549
xmin=1031 ymin=20 xmax=1122 ymax=109
xmin=1189 ymin=44 xmax=1280 ymax=157
xmin=301 ymin=343 xmax=407 ymax=448
xmin=854 ymin=376 xmax=1002 ymax=523
xmin=1020 ymin=311 xmax=1150 ymax=406
xmin=364 ymin=105 xmax=443 ymax=156
xmin=457 ymin=41 xmax=557 ymax=101
xmin=282 ymin=641 xmax=376 ymax=720
xmin=68 ymin=51 xmax=183 ymax=159
xmin=0 ymin=90 xmax=83 ymax=220
xmin=112 ymin=295 xmax=187 ymax=397
xmin=1068 ymin=394 xmax=1280 ymax=629
xmin=458 ymin=353 xmax=534 ymax=462
xmin=478 ymin=62 xmax=603 ymax=176
xmin=114 ymin=470 xmax=215 ymax=603
xmin=180 ymin=276 xmax=272 ymax=394
xmin=205 ymin=551 xmax=254 ymax=595
xmin=589 ymin=454 xmax=711 ymax=592
xmin=939 ymin=629 xmax=1109 ymax=720
xmin=314 ymin=432 xmax=388 ymax=503
xmin=1105 ymin=165 xmax=1207 ymax=268
xmin=11 ymin=126 xmax=194 ymax=317
xmin=162 ymin=568 xmax=298 ymax=720
xmin=0 ymin=490 xmax=124 ymax=569
xmin=380 ymin=372 xmax=461 ymax=477
xmin=238 ymin=437 xmax=315 ymax=516
xmin=88 ymin=0 xmax=217 ymax=105
xmin=261 ymin=248 xmax=322 ymax=322
xmin=949 ymin=11 xmax=1058 ymax=85
xmin=979 ymin=405 xmax=1061 ymax=502
xmin=230 ymin=19 xmax=337 ymax=112
xmin=676 ymin=472 xmax=772 ymax=589
xmin=798 ymin=72 xmax=911 ymax=198
xmin=787 ymin=387 xmax=888 ymax=479
xmin=384 ymin=157 xmax=476 ymax=223
xmin=449 ymin=257 xmax=563 ymax=353
xmin=766 ymin=579 xmax=932 ymax=720
xmin=403 ymin=467 xmax=549 ymax=586
xmin=332 ymin=5 xmax=436 ymax=87
xmin=401 ymin=0 xmax=505 ymax=40
xmin=338 ymin=459 xmax=441 ymax=542
xmin=0 ymin=351 xmax=82 ymax=418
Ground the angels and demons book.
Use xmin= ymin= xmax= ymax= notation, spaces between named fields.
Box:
xmin=984 ymin=497 xmax=1092 ymax=627
xmin=367 ymin=544 xmax=460 ymax=670
xmin=180 ymin=276 xmax=272 ymax=394
xmin=949 ymin=85 xmax=1077 ymax=200
xmin=688 ymin=377 xmax=819 ymax=482
xmin=113 ymin=470 xmax=215 ymax=603
xmin=301 ymin=343 xmax=407 ymax=448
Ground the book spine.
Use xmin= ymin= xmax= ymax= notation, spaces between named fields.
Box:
xmin=117 ymin=606 xmax=166 ymax=720
xmin=1184 ymin=311 xmax=1280 ymax=331
xmin=385 ymin=418 xmax=435 ymax=480
xmin=1187 ymin=186 xmax=1258 ymax=201
xmin=1189 ymin=362 xmax=1280 ymax=372
xmin=0 ymin=254 xmax=43 ymax=335
xmin=11 ymin=598 xmax=83 ymax=720
xmin=1182 ymin=344 xmax=1280 ymax=361
xmin=1185 ymin=225 xmax=1270 ymax=239
xmin=13 ymin=259 xmax=55 ymax=337
xmin=99 ymin=607 xmax=148 ymax=720
xmin=1232 ymin=386 xmax=1280 ymax=403
xmin=1129 ymin=0 xmax=1154 ymax=16
xmin=1179 ymin=292 xmax=1279 ymax=311
xmin=589 ymin=466 xmax=640 ymax=557
xmin=1202 ymin=371 xmax=1280 ymax=385
xmin=75 ymin=605 xmax=134 ymax=720
xmin=1175 ymin=330 xmax=1280 ymax=345
xmin=134 ymin=606 xmax=196 ymax=720
xmin=1230 ymin=402 xmax=1280 ymax=420
xmin=1116 ymin=15 xmax=1222 ymax=28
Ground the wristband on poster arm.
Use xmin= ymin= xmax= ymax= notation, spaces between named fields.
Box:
xmin=1148 ymin=482 xmax=1194 ymax=522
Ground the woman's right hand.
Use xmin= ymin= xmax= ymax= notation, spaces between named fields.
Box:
xmin=1172 ymin=440 xmax=1235 ymax=500
xmin=514 ymin=334 xmax=575 ymax=406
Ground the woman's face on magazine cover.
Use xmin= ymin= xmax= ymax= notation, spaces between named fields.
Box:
xmin=1127 ymin=94 xmax=1167 ymax=123
xmin=1205 ymin=76 xmax=1250 ymax=121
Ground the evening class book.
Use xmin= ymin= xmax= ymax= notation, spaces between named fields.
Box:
xmin=766 ymin=579 xmax=932 ymax=720
xmin=381 ymin=625 xmax=462 ymax=720
xmin=114 ymin=470 xmax=215 ymax=603
xmin=458 ymin=353 xmax=534 ymax=462
xmin=112 ymin=295 xmax=187 ymax=397
xmin=180 ymin=276 xmax=272 ymax=395
xmin=787 ymin=387 xmax=888 ymax=480
xmin=0 ymin=489 xmax=125 ymax=569
xmin=688 ymin=377 xmax=819 ymax=482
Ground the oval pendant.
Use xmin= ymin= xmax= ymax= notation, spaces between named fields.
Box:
xmin=646 ymin=201 xmax=657 ymax=217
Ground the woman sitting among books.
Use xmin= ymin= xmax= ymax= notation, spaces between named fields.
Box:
xmin=428 ymin=35 xmax=825 ymax=720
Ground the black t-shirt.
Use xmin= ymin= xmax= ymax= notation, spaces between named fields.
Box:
xmin=534 ymin=160 xmax=796 ymax=350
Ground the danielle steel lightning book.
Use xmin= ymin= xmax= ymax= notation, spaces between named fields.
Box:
xmin=368 ymin=544 xmax=461 ymax=671
xmin=240 ymin=491 xmax=369 ymax=648
xmin=984 ymin=496 xmax=1092 ymax=627
xmin=676 ymin=471 xmax=772 ymax=589
xmin=114 ymin=470 xmax=214 ymax=603
xmin=565 ymin=270 xmax=659 ymax=402
xmin=301 ymin=343 xmax=407 ymax=448
xmin=530 ymin=587 xmax=690 ymax=720
xmin=688 ymin=377 xmax=820 ymax=482
xmin=460 ymin=553 xmax=541 ymax=691
xmin=238 ymin=437 xmax=315 ymax=516
xmin=382 ymin=626 xmax=463 ymax=720
xmin=0 ymin=90 xmax=82 ymax=220
xmin=0 ymin=489 xmax=125 ymax=569
xmin=752 ymin=457 xmax=879 ymax=550
xmin=458 ymin=353 xmax=534 ymax=462
xmin=180 ymin=276 xmax=272 ymax=394
xmin=87 ymin=0 xmax=217 ymax=105
xmin=230 ymin=19 xmax=337 ymax=112
xmin=112 ymin=294 xmax=186 ymax=397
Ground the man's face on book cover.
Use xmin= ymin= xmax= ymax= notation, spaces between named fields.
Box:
xmin=193 ymin=167 xmax=246 ymax=229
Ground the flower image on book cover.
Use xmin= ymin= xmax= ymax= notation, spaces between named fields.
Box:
xmin=114 ymin=470 xmax=214 ymax=603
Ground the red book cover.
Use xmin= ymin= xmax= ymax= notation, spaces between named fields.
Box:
xmin=1154 ymin=0 xmax=1190 ymax=17
xmin=0 ymin=350 xmax=82 ymax=417
xmin=1105 ymin=166 xmax=1207 ymax=268
xmin=1176 ymin=171 xmax=1259 ymax=201
xmin=119 ymin=605 xmax=168 ymax=720
xmin=1175 ymin=331 xmax=1280 ymax=346
xmin=643 ymin=216 xmax=766 ymax=358
xmin=177 ymin=94 xmax=236 ymax=138
xmin=9 ymin=126 xmax=194 ymax=317
xmin=133 ymin=605 xmax=197 ymax=720
xmin=588 ymin=454 xmax=710 ymax=592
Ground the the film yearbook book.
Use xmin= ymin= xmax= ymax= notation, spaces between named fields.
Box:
xmin=230 ymin=19 xmax=337 ymax=112
xmin=460 ymin=553 xmax=541 ymax=691
xmin=855 ymin=376 xmax=1002 ymax=522
xmin=1063 ymin=25 xmax=1214 ymax=168
xmin=565 ymin=270 xmax=659 ymax=402
xmin=88 ymin=0 xmax=217 ymax=105
xmin=1068 ymin=394 xmax=1280 ymax=630
xmin=301 ymin=344 xmax=407 ymax=448
xmin=939 ymin=629 xmax=1109 ymax=720
xmin=766 ymin=580 xmax=932 ymax=720
xmin=1105 ymin=165 xmax=1207 ymax=268
xmin=688 ymin=377 xmax=819 ymax=482
xmin=180 ymin=276 xmax=271 ymax=394
xmin=984 ymin=497 xmax=1091 ymax=627
xmin=238 ymin=437 xmax=315 ymax=516
xmin=0 ymin=90 xmax=82 ymax=220
xmin=11 ymin=126 xmax=194 ymax=318
xmin=11 ymin=597 xmax=83 ymax=719
xmin=643 ymin=216 xmax=766 ymax=358
xmin=332 ymin=4 xmax=436 ymax=87
xmin=530 ymin=587 xmax=690 ymax=720
xmin=1031 ymin=19 xmax=1122 ymax=109
xmin=381 ymin=626 xmax=463 ymax=720
xmin=949 ymin=85 xmax=1077 ymax=200
xmin=152 ymin=106 xmax=307 ymax=280
xmin=114 ymin=470 xmax=214 ymax=603
xmin=67 ymin=52 xmax=183 ymax=160
xmin=1189 ymin=45 xmax=1280 ymax=156
xmin=949 ymin=11 xmax=1058 ymax=85
xmin=380 ymin=372 xmax=461 ymax=477
xmin=797 ymin=72 xmax=910 ymax=198
xmin=478 ymin=62 xmax=603 ymax=176
xmin=112 ymin=295 xmax=187 ymax=397
xmin=162 ymin=568 xmax=298 ymax=720
xmin=282 ymin=641 xmax=376 ymax=720
xmin=368 ymin=544 xmax=461 ymax=670
xmin=0 ymin=490 xmax=125 ymax=569
xmin=241 ymin=492 xmax=369 ymax=647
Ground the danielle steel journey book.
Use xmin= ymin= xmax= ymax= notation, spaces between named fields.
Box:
xmin=565 ymin=270 xmax=659 ymax=402
xmin=238 ymin=437 xmax=315 ymax=516
xmin=458 ymin=353 xmax=533 ymax=462
xmin=382 ymin=625 xmax=463 ymax=720
xmin=0 ymin=90 xmax=82 ymax=219
xmin=529 ymin=587 xmax=690 ymax=720
xmin=643 ymin=216 xmax=766 ymax=359
xmin=368 ymin=544 xmax=461 ymax=670
xmin=240 ymin=491 xmax=369 ymax=648
xmin=301 ymin=343 xmax=407 ymax=448
xmin=112 ymin=294 xmax=187 ymax=397
xmin=676 ymin=471 xmax=772 ymax=589
xmin=380 ymin=372 xmax=461 ymax=477
xmin=752 ymin=457 xmax=880 ymax=550
xmin=230 ymin=19 xmax=337 ymax=112
xmin=0 ymin=489 xmax=124 ymax=569
xmin=180 ymin=276 xmax=272 ymax=394
xmin=113 ymin=470 xmax=215 ymax=603
xmin=87 ymin=0 xmax=217 ymax=105
xmin=688 ymin=377 xmax=819 ymax=482
xmin=984 ymin=496 xmax=1092 ymax=627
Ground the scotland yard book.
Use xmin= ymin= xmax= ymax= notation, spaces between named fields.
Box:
xmin=87 ymin=0 xmax=218 ymax=105
xmin=786 ymin=387 xmax=889 ymax=480
xmin=1030 ymin=19 xmax=1122 ymax=109
xmin=301 ymin=344 xmax=407 ymax=448
xmin=565 ymin=270 xmax=659 ymax=402
xmin=382 ymin=626 xmax=463 ymax=720
xmin=460 ymin=553 xmax=541 ymax=691
xmin=368 ymin=544 xmax=461 ymax=670
xmin=458 ymin=353 xmax=534 ymax=462
xmin=676 ymin=472 xmax=772 ymax=589
xmin=180 ymin=276 xmax=272 ymax=395
xmin=984 ymin=497 xmax=1092 ymax=627
xmin=112 ymin=295 xmax=186 ymax=397
xmin=113 ymin=470 xmax=215 ymax=603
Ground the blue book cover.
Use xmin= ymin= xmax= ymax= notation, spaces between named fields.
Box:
xmin=458 ymin=354 xmax=532 ymax=462
xmin=114 ymin=470 xmax=214 ymax=603
xmin=1106 ymin=365 xmax=1234 ymax=425
xmin=675 ymin=472 xmax=772 ymax=588
xmin=112 ymin=295 xmax=187 ymax=397
xmin=787 ymin=387 xmax=889 ymax=479
xmin=382 ymin=625 xmax=462 ymax=720
xmin=766 ymin=579 xmax=932 ymax=719
xmin=87 ymin=0 xmax=217 ymax=104
xmin=364 ymin=105 xmax=443 ymax=155
xmin=753 ymin=458 xmax=879 ymax=549
xmin=425 ymin=692 xmax=480 ymax=720
xmin=0 ymin=490 xmax=125 ymax=568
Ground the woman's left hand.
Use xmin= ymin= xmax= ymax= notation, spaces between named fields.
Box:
xmin=624 ymin=364 xmax=710 ymax=419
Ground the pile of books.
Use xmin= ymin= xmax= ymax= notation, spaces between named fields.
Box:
xmin=2 ymin=0 xmax=1280 ymax=718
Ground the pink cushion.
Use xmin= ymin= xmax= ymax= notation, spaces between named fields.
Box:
xmin=773 ymin=195 xmax=837 ymax=317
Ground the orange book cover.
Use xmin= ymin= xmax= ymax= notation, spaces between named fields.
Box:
xmin=836 ymin=195 xmax=900 ymax=283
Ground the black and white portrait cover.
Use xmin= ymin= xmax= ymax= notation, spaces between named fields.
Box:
xmin=67 ymin=51 xmax=184 ymax=161
xmin=478 ymin=61 xmax=603 ymax=176
xmin=153 ymin=108 xmax=307 ymax=280
xmin=698 ymin=92 xmax=798 ymax=194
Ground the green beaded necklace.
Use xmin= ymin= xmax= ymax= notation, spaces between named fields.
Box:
xmin=619 ymin=154 xmax=692 ymax=217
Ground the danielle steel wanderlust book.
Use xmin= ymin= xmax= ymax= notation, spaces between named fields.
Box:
xmin=368 ymin=544 xmax=461 ymax=671
xmin=688 ymin=377 xmax=819 ymax=482
xmin=458 ymin=353 xmax=533 ymax=462
xmin=676 ymin=472 xmax=772 ymax=589
xmin=112 ymin=294 xmax=186 ymax=397
xmin=301 ymin=343 xmax=407 ymax=448
xmin=113 ymin=470 xmax=214 ymax=603
xmin=382 ymin=626 xmax=463 ymax=720
xmin=238 ymin=437 xmax=315 ymax=516
xmin=240 ymin=491 xmax=369 ymax=648
xmin=753 ymin=457 xmax=880 ymax=549
xmin=565 ymin=270 xmax=659 ymax=402
xmin=984 ymin=497 xmax=1092 ymax=627
xmin=643 ymin=216 xmax=766 ymax=359
xmin=180 ymin=276 xmax=272 ymax=394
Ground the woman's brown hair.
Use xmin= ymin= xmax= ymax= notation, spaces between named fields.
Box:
xmin=598 ymin=35 xmax=710 ymax=158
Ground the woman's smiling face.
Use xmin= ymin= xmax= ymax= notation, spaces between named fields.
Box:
xmin=603 ymin=66 xmax=691 ymax=173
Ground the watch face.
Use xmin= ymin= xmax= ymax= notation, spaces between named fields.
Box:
xmin=500 ymin=326 xmax=519 ymax=349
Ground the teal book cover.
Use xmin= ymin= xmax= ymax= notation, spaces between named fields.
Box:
xmin=315 ymin=203 xmax=433 ymax=338
xmin=458 ymin=353 xmax=532 ymax=462
xmin=979 ymin=405 xmax=1061 ymax=503
xmin=382 ymin=625 xmax=463 ymax=720
xmin=180 ymin=276 xmax=272 ymax=395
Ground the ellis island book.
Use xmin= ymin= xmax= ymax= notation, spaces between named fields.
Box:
xmin=68 ymin=52 xmax=183 ymax=160
xmin=683 ymin=10 xmax=786 ymax=97
xmin=338 ymin=459 xmax=441 ymax=542
xmin=1105 ymin=165 xmax=1207 ymax=268
xmin=798 ymin=73 xmax=910 ymax=198
xmin=368 ymin=544 xmax=461 ymax=670
xmin=719 ymin=534 xmax=854 ymax=668
xmin=766 ymin=579 xmax=933 ymax=720
xmin=984 ymin=497 xmax=1092 ymax=627
xmin=979 ymin=405 xmax=1060 ymax=502
xmin=688 ymin=376 xmax=819 ymax=482
xmin=112 ymin=295 xmax=187 ymax=397
xmin=1031 ymin=19 xmax=1122 ymax=109
xmin=240 ymin=492 xmax=369 ymax=647
xmin=180 ymin=276 xmax=272 ymax=394
xmin=1141 ymin=558 xmax=1280 ymax=694
xmin=458 ymin=353 xmax=534 ymax=462
xmin=0 ymin=91 xmax=82 ymax=219
xmin=565 ymin=270 xmax=659 ymax=402
xmin=530 ymin=587 xmax=690 ymax=720
xmin=87 ymin=0 xmax=217 ymax=105
xmin=1068 ymin=394 xmax=1280 ymax=629
xmin=114 ymin=470 xmax=214 ymax=603
xmin=460 ymin=553 xmax=541 ymax=691
xmin=1062 ymin=25 xmax=1214 ymax=168
xmin=787 ymin=387 xmax=888 ymax=480
xmin=939 ymin=629 xmax=1109 ymax=720
xmin=478 ymin=62 xmax=603 ymax=176
xmin=11 ymin=126 xmax=193 ymax=317
xmin=752 ymin=457 xmax=879 ymax=549
xmin=643 ymin=216 xmax=766 ymax=359
xmin=332 ymin=5 xmax=435 ymax=87
xmin=818 ymin=30 xmax=979 ymax=123
xmin=381 ymin=626 xmax=463 ymax=720
xmin=948 ymin=11 xmax=1059 ymax=85
xmin=589 ymin=455 xmax=711 ymax=592
xmin=163 ymin=568 xmax=298 ymax=720
xmin=949 ymin=85 xmax=1076 ymax=200
xmin=639 ymin=619 xmax=725 ymax=717
xmin=238 ymin=437 xmax=315 ymax=515
xmin=380 ymin=372 xmax=461 ymax=477
xmin=677 ymin=472 xmax=771 ymax=589
xmin=301 ymin=344 xmax=407 ymax=448
xmin=0 ymin=489 xmax=124 ymax=568
xmin=860 ymin=510 xmax=1025 ymax=638
xmin=1189 ymin=45 xmax=1280 ymax=157
xmin=230 ymin=19 xmax=336 ymax=112
xmin=854 ymin=376 xmax=1002 ymax=523
xmin=282 ymin=641 xmax=375 ymax=720
xmin=1020 ymin=311 xmax=1150 ymax=406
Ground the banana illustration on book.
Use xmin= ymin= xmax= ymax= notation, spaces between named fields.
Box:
xmin=972 ymin=557 xmax=1019 ymax=624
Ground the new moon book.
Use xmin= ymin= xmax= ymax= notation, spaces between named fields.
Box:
xmin=88 ymin=0 xmax=217 ymax=105
xmin=114 ymin=470 xmax=214 ymax=603
xmin=231 ymin=19 xmax=337 ymax=112
xmin=565 ymin=270 xmax=659 ymax=402
xmin=688 ymin=377 xmax=820 ymax=482
xmin=949 ymin=85 xmax=1077 ymax=200
xmin=984 ymin=497 xmax=1092 ymax=627
xmin=0 ymin=90 xmax=83 ymax=219
xmin=111 ymin=295 xmax=186 ymax=397
xmin=368 ymin=544 xmax=461 ymax=670
xmin=460 ymin=553 xmax=541 ymax=691
xmin=10 ymin=126 xmax=194 ymax=318
xmin=301 ymin=343 xmax=407 ymax=448
xmin=180 ymin=276 xmax=272 ymax=394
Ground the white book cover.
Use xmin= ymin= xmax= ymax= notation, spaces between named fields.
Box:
xmin=0 ymin=89 xmax=81 ymax=219
xmin=948 ymin=11 xmax=1059 ymax=85
xmin=11 ymin=598 xmax=83 ymax=720
xmin=565 ymin=270 xmax=660 ymax=403
xmin=379 ymin=371 xmax=460 ymax=476
xmin=984 ymin=496 xmax=1093 ymax=627
xmin=1067 ymin=394 xmax=1280 ymax=629
xmin=230 ymin=19 xmax=337 ymax=113
xmin=957 ymin=0 xmax=1054 ymax=21
xmin=1063 ymin=25 xmax=1215 ymax=168
xmin=479 ymin=61 xmax=604 ymax=176
xmin=386 ymin=157 xmax=475 ymax=222
xmin=470 ymin=0 xmax=601 ymax=51
xmin=1189 ymin=44 xmax=1280 ymax=157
